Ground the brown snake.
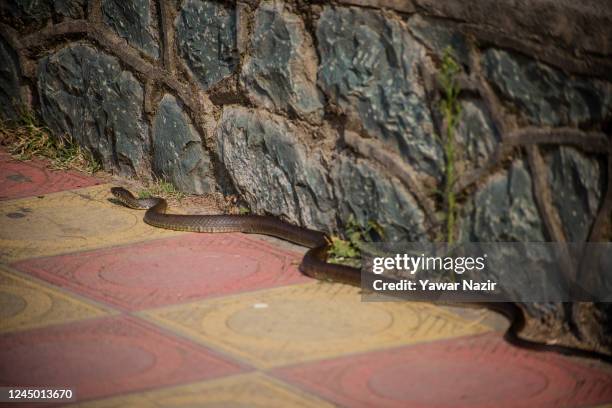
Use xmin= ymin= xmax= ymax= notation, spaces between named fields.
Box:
xmin=111 ymin=187 xmax=612 ymax=363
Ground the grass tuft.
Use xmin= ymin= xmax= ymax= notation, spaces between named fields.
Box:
xmin=328 ymin=215 xmax=385 ymax=267
xmin=0 ymin=109 xmax=101 ymax=174
xmin=137 ymin=178 xmax=185 ymax=202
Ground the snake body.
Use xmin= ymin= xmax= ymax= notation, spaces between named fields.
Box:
xmin=111 ymin=187 xmax=611 ymax=363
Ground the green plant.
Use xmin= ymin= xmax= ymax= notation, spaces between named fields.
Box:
xmin=238 ymin=205 xmax=250 ymax=215
xmin=0 ymin=108 xmax=101 ymax=174
xmin=138 ymin=178 xmax=185 ymax=201
xmin=438 ymin=47 xmax=462 ymax=243
xmin=328 ymin=215 xmax=385 ymax=267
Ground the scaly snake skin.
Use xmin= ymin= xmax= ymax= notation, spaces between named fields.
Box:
xmin=111 ymin=187 xmax=611 ymax=363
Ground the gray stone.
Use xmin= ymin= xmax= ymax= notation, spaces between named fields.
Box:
xmin=317 ymin=6 xmax=443 ymax=179
xmin=548 ymin=147 xmax=603 ymax=242
xmin=241 ymin=1 xmax=323 ymax=121
xmin=0 ymin=0 xmax=86 ymax=29
xmin=0 ymin=0 xmax=52 ymax=28
xmin=176 ymin=0 xmax=237 ymax=90
xmin=460 ymin=159 xmax=545 ymax=242
xmin=407 ymin=14 xmax=470 ymax=67
xmin=455 ymin=98 xmax=499 ymax=169
xmin=152 ymin=95 xmax=213 ymax=194
xmin=102 ymin=0 xmax=160 ymax=59
xmin=459 ymin=160 xmax=551 ymax=316
xmin=332 ymin=156 xmax=427 ymax=242
xmin=52 ymin=0 xmax=86 ymax=19
xmin=216 ymin=107 xmax=335 ymax=230
xmin=37 ymin=45 xmax=149 ymax=176
xmin=413 ymin=0 xmax=612 ymax=58
xmin=482 ymin=49 xmax=612 ymax=127
xmin=0 ymin=36 xmax=22 ymax=121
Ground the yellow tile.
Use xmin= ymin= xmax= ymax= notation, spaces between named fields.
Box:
xmin=141 ymin=282 xmax=490 ymax=368
xmin=0 ymin=184 xmax=180 ymax=262
xmin=0 ymin=267 xmax=111 ymax=333
xmin=76 ymin=372 xmax=332 ymax=408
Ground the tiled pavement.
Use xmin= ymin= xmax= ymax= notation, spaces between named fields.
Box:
xmin=1 ymin=152 xmax=612 ymax=407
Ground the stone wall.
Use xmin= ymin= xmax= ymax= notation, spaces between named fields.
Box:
xmin=1 ymin=0 xmax=611 ymax=351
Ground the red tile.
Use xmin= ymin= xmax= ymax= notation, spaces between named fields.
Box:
xmin=0 ymin=315 xmax=244 ymax=403
xmin=274 ymin=333 xmax=612 ymax=408
xmin=14 ymin=233 xmax=308 ymax=311
xmin=0 ymin=155 xmax=100 ymax=200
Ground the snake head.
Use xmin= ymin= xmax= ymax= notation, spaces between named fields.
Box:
xmin=110 ymin=187 xmax=141 ymax=209
xmin=111 ymin=187 xmax=134 ymax=199
xmin=110 ymin=186 xmax=162 ymax=210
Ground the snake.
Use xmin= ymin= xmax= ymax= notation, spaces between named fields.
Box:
xmin=111 ymin=186 xmax=612 ymax=363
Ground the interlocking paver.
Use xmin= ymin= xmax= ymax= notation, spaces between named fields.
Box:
xmin=141 ymin=282 xmax=490 ymax=368
xmin=76 ymin=373 xmax=332 ymax=408
xmin=0 ymin=154 xmax=101 ymax=201
xmin=0 ymin=315 xmax=244 ymax=403
xmin=274 ymin=332 xmax=612 ymax=408
xmin=13 ymin=233 xmax=308 ymax=311
xmin=0 ymin=184 xmax=180 ymax=262
xmin=1 ymin=152 xmax=611 ymax=407
xmin=0 ymin=266 xmax=111 ymax=333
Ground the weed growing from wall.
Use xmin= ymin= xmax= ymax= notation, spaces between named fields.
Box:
xmin=328 ymin=215 xmax=385 ymax=268
xmin=438 ymin=47 xmax=462 ymax=243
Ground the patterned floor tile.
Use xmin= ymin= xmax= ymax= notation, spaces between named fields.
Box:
xmin=274 ymin=332 xmax=612 ymax=408
xmin=0 ymin=315 xmax=244 ymax=403
xmin=14 ymin=233 xmax=308 ymax=311
xmin=0 ymin=154 xmax=101 ymax=201
xmin=0 ymin=267 xmax=110 ymax=333
xmin=77 ymin=372 xmax=332 ymax=407
xmin=0 ymin=184 xmax=181 ymax=262
xmin=141 ymin=282 xmax=490 ymax=368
